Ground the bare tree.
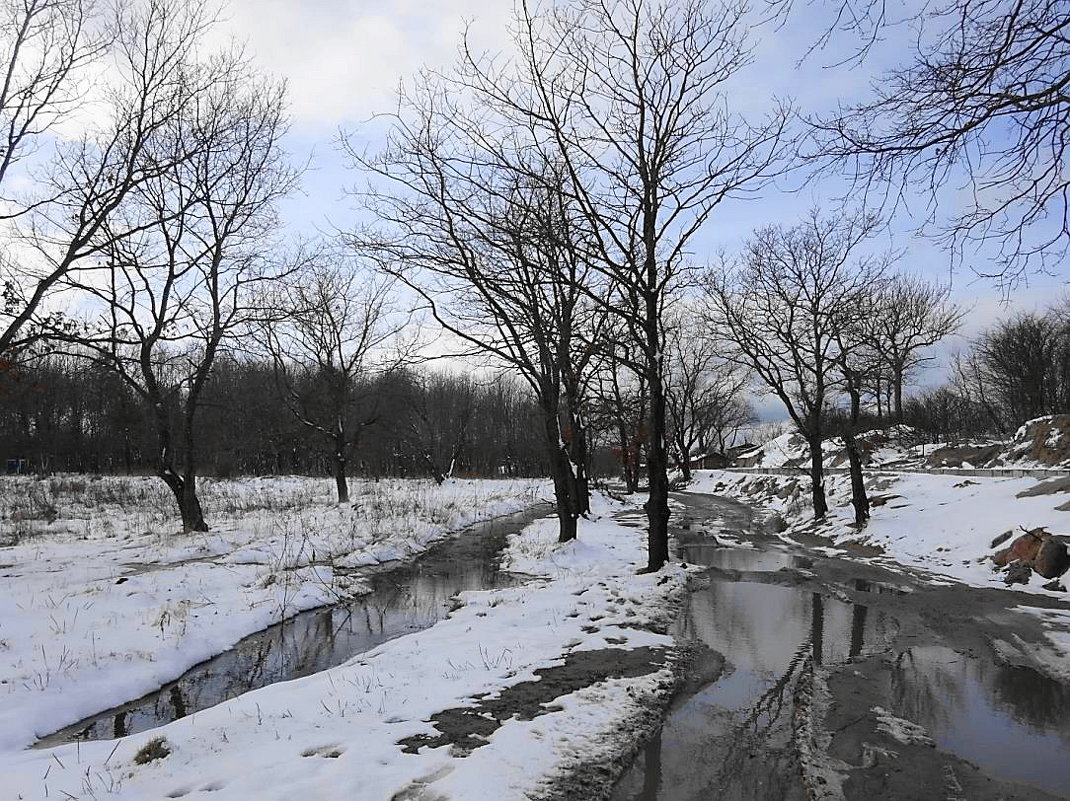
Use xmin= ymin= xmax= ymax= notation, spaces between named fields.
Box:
xmin=61 ymin=16 xmax=295 ymax=530
xmin=458 ymin=0 xmax=792 ymax=570
xmin=0 ymin=0 xmax=109 ymax=190
xmin=1 ymin=0 xmax=222 ymax=354
xmin=707 ymin=210 xmax=885 ymax=519
xmin=863 ymin=273 xmax=964 ymax=422
xmin=831 ymin=292 xmax=887 ymax=525
xmin=397 ymin=370 xmax=477 ymax=485
xmin=663 ymin=309 xmax=753 ymax=481
xmin=588 ymin=336 xmax=647 ymax=494
xmin=264 ymin=256 xmax=407 ymax=504
xmin=806 ymin=0 xmax=1070 ymax=283
xmin=955 ymin=307 xmax=1070 ymax=432
xmin=354 ymin=133 xmax=604 ymax=541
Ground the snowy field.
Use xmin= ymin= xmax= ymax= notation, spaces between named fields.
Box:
xmin=694 ymin=469 xmax=1070 ymax=675
xmin=0 ymin=478 xmax=689 ymax=800
xmin=0 ymin=476 xmax=548 ymax=751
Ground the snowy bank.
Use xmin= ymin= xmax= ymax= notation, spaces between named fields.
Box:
xmin=0 ymin=476 xmax=546 ymax=752
xmin=690 ymin=469 xmax=1070 ymax=673
xmin=0 ymin=488 xmax=691 ymax=800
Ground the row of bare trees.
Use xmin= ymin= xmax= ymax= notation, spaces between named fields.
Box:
xmin=1 ymin=0 xmax=294 ymax=529
xmin=346 ymin=0 xmax=789 ymax=566
xmin=3 ymin=0 xmax=1065 ymax=563
xmin=707 ymin=210 xmax=963 ymax=524
xmin=0 ymin=353 xmax=551 ymax=480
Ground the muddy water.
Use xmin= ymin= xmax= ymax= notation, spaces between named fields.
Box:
xmin=612 ymin=493 xmax=1070 ymax=800
xmin=613 ymin=539 xmax=896 ymax=800
xmin=35 ymin=506 xmax=547 ymax=748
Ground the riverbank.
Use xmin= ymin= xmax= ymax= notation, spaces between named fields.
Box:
xmin=0 ymin=486 xmax=692 ymax=800
xmin=691 ymin=468 xmax=1070 ymax=677
xmin=0 ymin=476 xmax=547 ymax=752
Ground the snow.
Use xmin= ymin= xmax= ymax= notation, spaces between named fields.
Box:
xmin=693 ymin=468 xmax=1070 ymax=670
xmin=0 ymin=480 xmax=688 ymax=800
xmin=0 ymin=476 xmax=546 ymax=753
xmin=872 ymin=706 xmax=934 ymax=746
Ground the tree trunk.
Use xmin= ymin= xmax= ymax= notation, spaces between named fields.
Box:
xmin=644 ymin=360 xmax=671 ymax=572
xmin=844 ymin=376 xmax=870 ymax=525
xmin=617 ymin=418 xmax=638 ymax=493
xmin=807 ymin=434 xmax=829 ymax=519
xmin=333 ymin=455 xmax=350 ymax=503
xmin=568 ymin=425 xmax=591 ymax=516
xmin=159 ymin=469 xmax=208 ymax=532
xmin=332 ymin=430 xmax=350 ymax=503
xmin=541 ymin=399 xmax=578 ymax=543
xmin=676 ymin=431 xmax=693 ymax=482
xmin=844 ymin=432 xmax=869 ymax=525
xmin=152 ymin=401 xmax=208 ymax=532
xmin=893 ymin=365 xmax=905 ymax=423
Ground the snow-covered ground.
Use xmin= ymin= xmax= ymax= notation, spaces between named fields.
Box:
xmin=692 ymin=468 xmax=1070 ymax=673
xmin=0 ymin=479 xmax=689 ymax=800
xmin=0 ymin=476 xmax=546 ymax=751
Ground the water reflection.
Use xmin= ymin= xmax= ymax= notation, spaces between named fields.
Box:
xmin=889 ymin=645 xmax=1070 ymax=796
xmin=685 ymin=543 xmax=801 ymax=573
xmin=35 ymin=509 xmax=542 ymax=748
xmin=613 ymin=575 xmax=892 ymax=800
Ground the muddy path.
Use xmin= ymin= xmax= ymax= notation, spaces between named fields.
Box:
xmin=611 ymin=491 xmax=1070 ymax=801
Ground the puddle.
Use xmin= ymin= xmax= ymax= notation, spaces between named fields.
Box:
xmin=683 ymin=543 xmax=802 ymax=573
xmin=612 ymin=578 xmax=895 ymax=799
xmin=35 ymin=507 xmax=547 ymax=748
xmin=887 ymin=645 xmax=1070 ymax=796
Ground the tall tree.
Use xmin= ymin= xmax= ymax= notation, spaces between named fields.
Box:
xmin=863 ymin=273 xmax=964 ymax=422
xmin=354 ymin=94 xmax=603 ymax=543
xmin=663 ymin=310 xmax=753 ymax=481
xmin=707 ymin=210 xmax=885 ymax=519
xmin=956 ymin=308 xmax=1070 ymax=431
xmin=465 ymin=0 xmax=791 ymax=570
xmin=263 ymin=256 xmax=407 ymax=503
xmin=61 ymin=4 xmax=295 ymax=530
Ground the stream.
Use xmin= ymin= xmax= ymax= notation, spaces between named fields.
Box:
xmin=35 ymin=506 xmax=547 ymax=749
xmin=611 ymin=492 xmax=1070 ymax=800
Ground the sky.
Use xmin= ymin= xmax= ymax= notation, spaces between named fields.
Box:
xmin=11 ymin=0 xmax=1055 ymax=417
xmin=208 ymin=0 xmax=1067 ymax=322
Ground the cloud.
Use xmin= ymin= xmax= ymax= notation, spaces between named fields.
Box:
xmin=213 ymin=0 xmax=513 ymax=130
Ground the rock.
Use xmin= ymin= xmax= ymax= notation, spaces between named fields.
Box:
xmin=1042 ymin=579 xmax=1066 ymax=592
xmin=991 ymin=528 xmax=1048 ymax=567
xmin=1034 ymin=537 xmax=1070 ymax=579
xmin=990 ymin=530 xmax=1014 ymax=549
xmin=1003 ymin=561 xmax=1032 ymax=585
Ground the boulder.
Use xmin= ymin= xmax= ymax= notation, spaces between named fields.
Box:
xmin=1034 ymin=538 xmax=1070 ymax=579
xmin=991 ymin=527 xmax=1070 ymax=581
xmin=1003 ymin=560 xmax=1033 ymax=585
xmin=992 ymin=528 xmax=1047 ymax=567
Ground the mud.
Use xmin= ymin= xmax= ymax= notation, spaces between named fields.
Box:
xmin=397 ymin=646 xmax=672 ymax=755
xmin=606 ymin=491 xmax=1070 ymax=801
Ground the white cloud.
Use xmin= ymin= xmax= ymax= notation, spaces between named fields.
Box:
xmin=214 ymin=0 xmax=514 ymax=130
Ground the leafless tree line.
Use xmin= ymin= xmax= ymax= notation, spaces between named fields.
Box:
xmin=2 ymin=0 xmax=1066 ymax=559
xmin=706 ymin=210 xmax=963 ymax=524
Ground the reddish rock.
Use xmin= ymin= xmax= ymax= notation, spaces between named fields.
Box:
xmin=1034 ymin=538 xmax=1070 ymax=579
xmin=992 ymin=528 xmax=1047 ymax=567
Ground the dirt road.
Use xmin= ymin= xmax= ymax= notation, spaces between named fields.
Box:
xmin=610 ymin=491 xmax=1070 ymax=801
